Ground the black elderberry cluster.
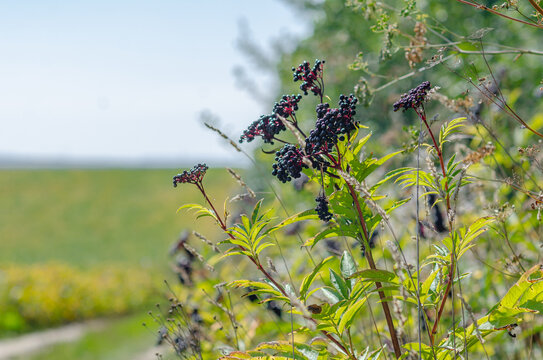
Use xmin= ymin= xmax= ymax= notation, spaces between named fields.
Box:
xmin=272 ymin=94 xmax=302 ymax=119
xmin=292 ymin=59 xmax=325 ymax=96
xmin=238 ymin=60 xmax=360 ymax=185
xmin=305 ymin=95 xmax=359 ymax=156
xmin=239 ymin=114 xmax=286 ymax=144
xmin=315 ymin=195 xmax=333 ymax=222
xmin=272 ymin=144 xmax=308 ymax=183
xmin=393 ymin=81 xmax=431 ymax=112
xmin=315 ymin=102 xmax=330 ymax=118
xmin=173 ymin=163 xmax=208 ymax=187
xmin=239 ymin=95 xmax=303 ymax=144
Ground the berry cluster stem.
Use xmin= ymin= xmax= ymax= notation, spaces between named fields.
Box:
xmin=415 ymin=110 xmax=456 ymax=346
xmin=345 ymin=182 xmax=403 ymax=359
xmin=196 ymin=183 xmax=286 ymax=293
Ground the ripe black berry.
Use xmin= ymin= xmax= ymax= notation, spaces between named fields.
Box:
xmin=393 ymin=81 xmax=431 ymax=112
xmin=315 ymin=195 xmax=333 ymax=222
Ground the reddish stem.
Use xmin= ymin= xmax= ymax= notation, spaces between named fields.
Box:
xmin=196 ymin=183 xmax=286 ymax=293
xmin=345 ymin=182 xmax=402 ymax=359
xmin=415 ymin=109 xmax=451 ymax=216
xmin=414 ymin=110 xmax=456 ymax=346
xmin=528 ymin=0 xmax=543 ymax=18
xmin=454 ymin=0 xmax=543 ymax=29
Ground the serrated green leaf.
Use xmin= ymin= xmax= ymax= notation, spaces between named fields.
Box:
xmin=303 ymin=227 xmax=341 ymax=248
xmin=219 ymin=249 xmax=252 ymax=260
xmin=251 ymin=199 xmax=264 ymax=224
xmin=353 ymin=132 xmax=372 ymax=155
xmin=351 ymin=269 xmax=398 ymax=283
xmin=176 ymin=203 xmax=208 ymax=213
xmin=340 ymin=251 xmax=357 ymax=279
xmin=300 ymin=256 xmax=335 ymax=301
xmin=269 ymin=209 xmax=319 ymax=234
xmin=498 ymin=264 xmax=543 ymax=310
xmin=255 ymin=242 xmax=275 ymax=255
xmin=320 ymin=287 xmax=341 ymax=304
xmin=330 ymin=268 xmax=350 ymax=299
xmin=439 ymin=117 xmax=466 ymax=149
xmin=338 ymin=296 xmax=367 ymax=334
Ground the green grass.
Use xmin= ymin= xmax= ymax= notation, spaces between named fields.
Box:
xmin=0 ymin=168 xmax=235 ymax=268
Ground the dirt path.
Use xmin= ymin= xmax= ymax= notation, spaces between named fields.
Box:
xmin=133 ymin=344 xmax=167 ymax=360
xmin=0 ymin=320 xmax=105 ymax=359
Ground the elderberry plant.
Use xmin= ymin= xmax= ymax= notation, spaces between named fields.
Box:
xmin=169 ymin=62 xmax=543 ymax=360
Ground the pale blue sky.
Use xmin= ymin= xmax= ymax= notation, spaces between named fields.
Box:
xmin=0 ymin=1 xmax=309 ymax=166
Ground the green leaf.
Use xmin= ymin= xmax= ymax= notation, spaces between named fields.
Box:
xmin=177 ymin=203 xmax=217 ymax=220
xmin=439 ymin=117 xmax=466 ymax=148
xmin=176 ymin=203 xmax=207 ymax=213
xmin=300 ymin=256 xmax=335 ymax=301
xmin=320 ymin=287 xmax=341 ymax=305
xmin=350 ymin=269 xmax=398 ymax=283
xmin=228 ymin=280 xmax=281 ymax=296
xmin=446 ymin=153 xmax=457 ymax=174
xmin=384 ymin=198 xmax=410 ymax=213
xmin=303 ymin=227 xmax=341 ymax=248
xmin=453 ymin=217 xmax=494 ymax=259
xmin=220 ymin=236 xmax=250 ymax=249
xmin=254 ymin=242 xmax=275 ymax=255
xmin=330 ymin=269 xmax=349 ymax=299
xmin=338 ymin=296 xmax=367 ymax=334
xmin=353 ymin=132 xmax=372 ymax=155
xmin=437 ymin=264 xmax=543 ymax=355
xmin=355 ymin=150 xmax=403 ymax=181
xmin=219 ymin=249 xmax=252 ymax=260
xmin=421 ymin=269 xmax=439 ymax=302
xmin=330 ymin=268 xmax=350 ymax=299
xmin=251 ymin=199 xmax=264 ymax=224
xmin=402 ymin=342 xmax=434 ymax=359
xmin=498 ymin=264 xmax=543 ymax=310
xmin=295 ymin=342 xmax=321 ymax=360
xmin=340 ymin=251 xmax=357 ymax=279
xmin=269 ymin=209 xmax=319 ymax=234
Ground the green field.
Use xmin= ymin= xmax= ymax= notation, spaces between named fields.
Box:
xmin=0 ymin=168 xmax=237 ymax=358
xmin=0 ymin=168 xmax=235 ymax=267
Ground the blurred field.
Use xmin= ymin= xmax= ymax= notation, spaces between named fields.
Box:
xmin=0 ymin=168 xmax=237 ymax=357
xmin=0 ymin=263 xmax=158 ymax=334
xmin=0 ymin=168 xmax=235 ymax=267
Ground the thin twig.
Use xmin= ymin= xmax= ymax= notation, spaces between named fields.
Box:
xmin=454 ymin=0 xmax=543 ymax=29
